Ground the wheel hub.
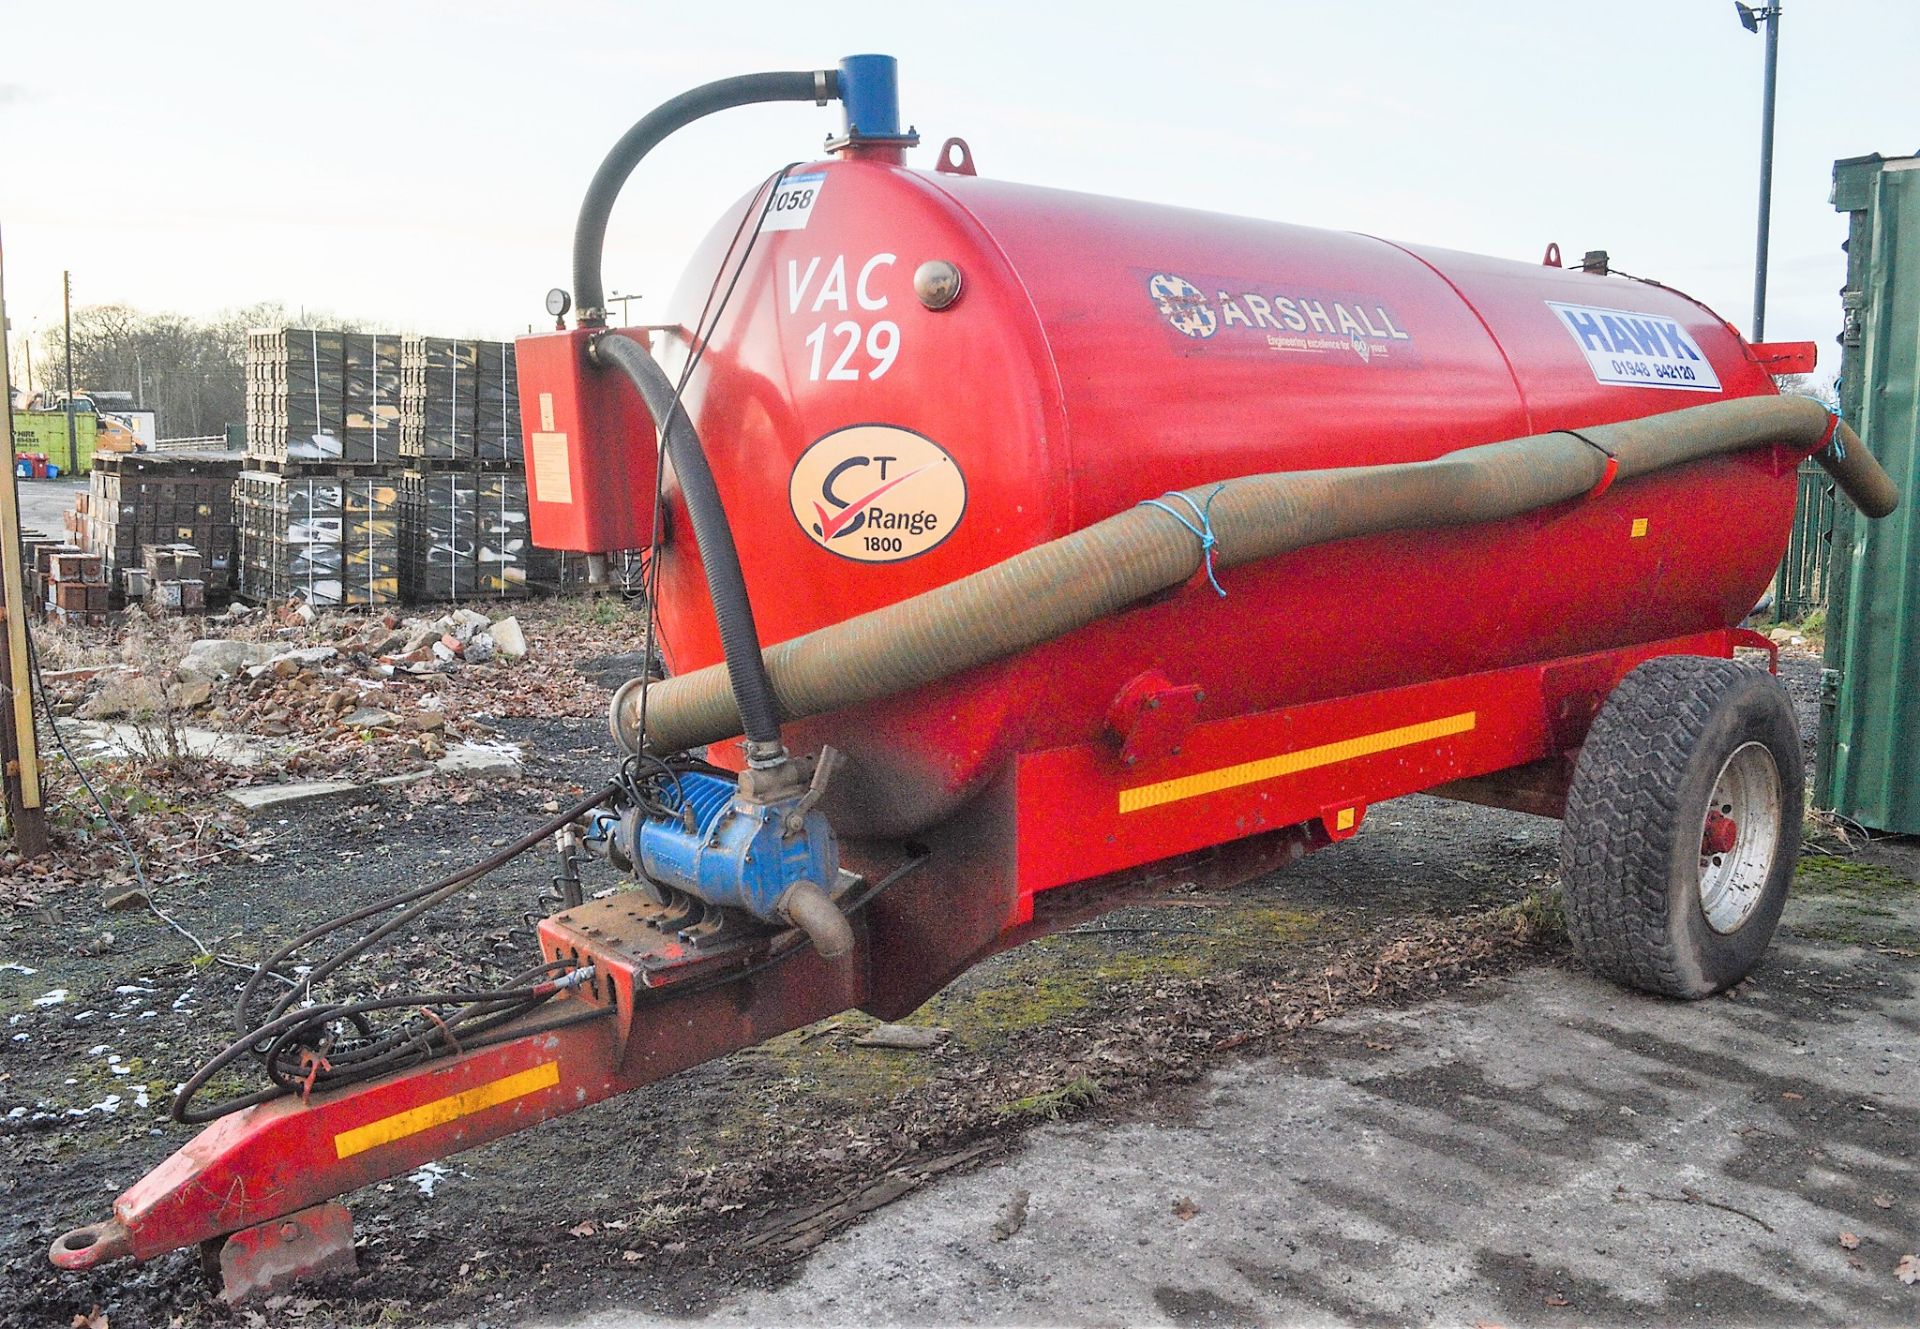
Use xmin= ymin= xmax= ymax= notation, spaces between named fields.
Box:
xmin=1696 ymin=741 xmax=1782 ymax=935
xmin=1702 ymin=809 xmax=1739 ymax=856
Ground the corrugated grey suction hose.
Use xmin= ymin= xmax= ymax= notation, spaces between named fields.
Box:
xmin=614 ymin=395 xmax=1897 ymax=756
xmin=595 ymin=333 xmax=784 ymax=757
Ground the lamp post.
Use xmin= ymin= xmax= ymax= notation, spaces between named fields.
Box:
xmin=1734 ymin=1 xmax=1782 ymax=341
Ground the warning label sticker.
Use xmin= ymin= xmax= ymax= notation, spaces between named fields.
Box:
xmin=1548 ymin=301 xmax=1721 ymax=393
xmin=763 ymin=172 xmax=826 ymax=232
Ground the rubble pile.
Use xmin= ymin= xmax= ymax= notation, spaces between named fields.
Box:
xmin=179 ymin=604 xmax=531 ymax=754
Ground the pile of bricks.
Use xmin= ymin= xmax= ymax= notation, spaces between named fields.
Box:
xmin=230 ymin=329 xmax=547 ymax=609
xmin=61 ymin=489 xmax=89 ymax=545
xmin=398 ymin=470 xmax=547 ymax=601
xmin=82 ymin=452 xmax=241 ymax=599
xmin=41 ymin=549 xmax=109 ymax=626
xmin=141 ymin=543 xmax=207 ymax=614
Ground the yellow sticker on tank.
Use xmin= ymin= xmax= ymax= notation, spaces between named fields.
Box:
xmin=1631 ymin=517 xmax=1649 ymax=538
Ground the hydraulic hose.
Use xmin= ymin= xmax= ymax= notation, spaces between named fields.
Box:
xmin=613 ymin=394 xmax=1898 ymax=756
xmin=572 ymin=69 xmax=837 ymax=326
xmin=595 ymin=331 xmax=784 ymax=757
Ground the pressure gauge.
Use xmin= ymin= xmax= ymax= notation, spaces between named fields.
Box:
xmin=545 ymin=288 xmax=572 ymax=319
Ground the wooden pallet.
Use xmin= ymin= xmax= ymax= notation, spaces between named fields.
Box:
xmin=91 ymin=450 xmax=244 ymax=477
xmin=401 ymin=456 xmax=522 ymax=474
xmin=240 ymin=455 xmax=394 ymax=477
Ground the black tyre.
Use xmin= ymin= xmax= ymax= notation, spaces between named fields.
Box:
xmin=1559 ymin=656 xmax=1802 ymax=998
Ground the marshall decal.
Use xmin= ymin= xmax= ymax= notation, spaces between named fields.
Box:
xmin=789 ymin=424 xmax=966 ymax=563
xmin=1142 ymin=270 xmax=1415 ymax=365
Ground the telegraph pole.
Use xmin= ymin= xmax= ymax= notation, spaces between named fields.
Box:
xmin=62 ymin=270 xmax=78 ymax=474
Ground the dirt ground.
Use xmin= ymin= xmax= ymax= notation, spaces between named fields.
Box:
xmin=1 ymin=636 xmax=1905 ymax=1329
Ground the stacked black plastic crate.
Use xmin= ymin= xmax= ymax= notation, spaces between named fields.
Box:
xmin=237 ymin=328 xmax=402 ymax=607
xmin=234 ymin=472 xmax=401 ymax=608
xmin=399 ymin=337 xmax=538 ymax=600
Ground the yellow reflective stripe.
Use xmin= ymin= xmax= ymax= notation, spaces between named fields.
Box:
xmin=1117 ymin=711 xmax=1477 ymax=815
xmin=333 ymin=1060 xmax=560 ymax=1160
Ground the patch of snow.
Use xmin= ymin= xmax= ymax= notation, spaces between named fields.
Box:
xmin=32 ymin=988 xmax=69 ymax=1007
xmin=1 ymin=962 xmax=38 ymax=975
xmin=408 ymin=1162 xmax=452 ymax=1197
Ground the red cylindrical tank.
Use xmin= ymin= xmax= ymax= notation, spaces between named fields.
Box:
xmin=646 ymin=156 xmax=1795 ymax=835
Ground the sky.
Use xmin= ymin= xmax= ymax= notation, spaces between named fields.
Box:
xmin=2 ymin=0 xmax=1915 ymax=381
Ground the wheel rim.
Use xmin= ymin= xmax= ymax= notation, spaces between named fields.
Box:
xmin=1696 ymin=741 xmax=1782 ymax=934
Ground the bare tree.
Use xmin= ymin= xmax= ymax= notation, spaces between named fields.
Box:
xmin=1774 ymin=371 xmax=1839 ymax=412
xmin=36 ymin=302 xmax=367 ymax=438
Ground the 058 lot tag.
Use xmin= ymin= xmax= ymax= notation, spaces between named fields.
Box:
xmin=763 ymin=173 xmax=826 ymax=232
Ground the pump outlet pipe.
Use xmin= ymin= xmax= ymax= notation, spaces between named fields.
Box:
xmin=613 ymin=395 xmax=1897 ymax=756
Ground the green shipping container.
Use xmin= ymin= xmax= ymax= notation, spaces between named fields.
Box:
xmin=1816 ymin=153 xmax=1920 ymax=833
xmin=8 ymin=409 xmax=98 ymax=472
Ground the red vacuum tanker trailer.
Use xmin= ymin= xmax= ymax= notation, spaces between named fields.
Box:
xmin=53 ymin=55 xmax=1897 ymax=1300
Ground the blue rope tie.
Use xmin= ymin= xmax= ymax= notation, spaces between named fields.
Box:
xmin=1138 ymin=484 xmax=1229 ymax=597
xmin=1826 ymin=408 xmax=1847 ymax=460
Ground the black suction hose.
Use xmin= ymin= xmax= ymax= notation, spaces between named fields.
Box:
xmin=594 ymin=331 xmax=784 ymax=758
xmin=571 ymin=69 xmax=837 ymax=326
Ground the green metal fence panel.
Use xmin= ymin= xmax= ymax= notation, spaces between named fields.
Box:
xmin=1775 ymin=457 xmax=1835 ymax=621
xmin=1816 ymin=153 xmax=1920 ymax=834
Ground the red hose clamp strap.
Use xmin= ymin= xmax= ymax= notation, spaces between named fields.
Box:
xmin=1562 ymin=429 xmax=1619 ymax=500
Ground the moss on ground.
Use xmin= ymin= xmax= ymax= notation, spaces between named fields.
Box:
xmin=927 ymin=903 xmax=1335 ymax=1048
xmin=667 ymin=898 xmax=1342 ymax=1157
xmin=1789 ymin=854 xmax=1920 ymax=949
xmin=1795 ymin=855 xmax=1915 ymax=896
xmin=995 ymin=1074 xmax=1103 ymax=1122
xmin=748 ymin=1018 xmax=933 ymax=1102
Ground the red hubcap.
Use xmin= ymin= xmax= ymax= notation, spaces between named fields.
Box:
xmin=1702 ymin=809 xmax=1739 ymax=856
